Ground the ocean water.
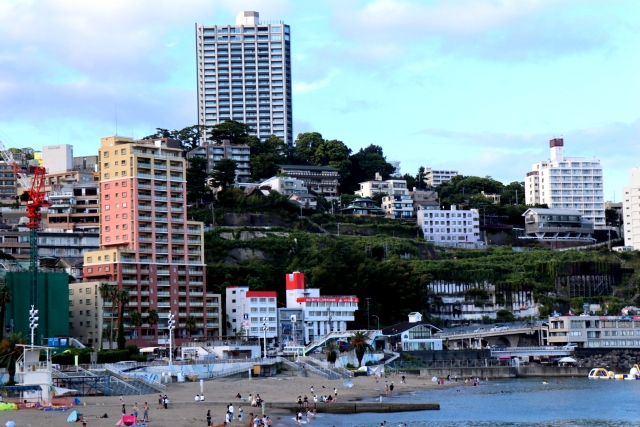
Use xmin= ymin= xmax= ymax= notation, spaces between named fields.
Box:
xmin=274 ymin=377 xmax=640 ymax=426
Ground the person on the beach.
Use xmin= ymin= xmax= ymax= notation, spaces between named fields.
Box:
xmin=157 ymin=394 xmax=163 ymax=409
xmin=401 ymin=375 xmax=406 ymax=384
xmin=225 ymin=411 xmax=230 ymax=424
xmin=201 ymin=394 xmax=205 ymax=402
xmin=119 ymin=395 xmax=124 ymax=404
xmin=206 ymin=409 xmax=212 ymax=426
xmin=229 ymin=403 xmax=235 ymax=420
xmin=163 ymin=395 xmax=168 ymax=409
xmin=310 ymin=385 xmax=314 ymax=394
xmin=122 ymin=404 xmax=126 ymax=415
xmin=143 ymin=402 xmax=149 ymax=422
xmin=297 ymin=396 xmax=302 ymax=407
xmin=266 ymin=416 xmax=272 ymax=426
xmin=296 ymin=411 xmax=303 ymax=425
xmin=313 ymin=408 xmax=317 ymax=418
xmin=133 ymin=403 xmax=139 ymax=421
xmin=390 ymin=382 xmax=394 ymax=396
xmin=313 ymin=394 xmax=318 ymax=404
xmin=334 ymin=387 xmax=338 ymax=399
xmin=306 ymin=409 xmax=311 ymax=423
xmin=385 ymin=384 xmax=389 ymax=395
xmin=195 ymin=395 xmax=200 ymax=402
xmin=238 ymin=405 xmax=243 ymax=420
xmin=303 ymin=395 xmax=308 ymax=408
xmin=236 ymin=393 xmax=242 ymax=400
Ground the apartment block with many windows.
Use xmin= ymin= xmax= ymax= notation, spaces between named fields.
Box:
xmin=196 ymin=11 xmax=292 ymax=144
xmin=418 ymin=205 xmax=482 ymax=247
xmin=525 ymin=138 xmax=605 ymax=228
xmin=226 ymin=286 xmax=278 ymax=344
xmin=83 ymin=136 xmax=209 ymax=347
xmin=623 ymin=168 xmax=640 ymax=250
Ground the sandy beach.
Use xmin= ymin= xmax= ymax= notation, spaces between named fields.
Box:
xmin=3 ymin=371 xmax=451 ymax=427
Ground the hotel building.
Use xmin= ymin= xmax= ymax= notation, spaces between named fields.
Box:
xmin=83 ymin=136 xmax=209 ymax=346
xmin=195 ymin=11 xmax=292 ymax=144
xmin=525 ymin=138 xmax=605 ymax=228
xmin=225 ymin=286 xmax=278 ymax=344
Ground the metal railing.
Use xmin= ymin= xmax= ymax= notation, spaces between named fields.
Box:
xmin=300 ymin=356 xmax=352 ymax=379
xmin=105 ymin=363 xmax=166 ymax=390
xmin=99 ymin=375 xmax=142 ymax=395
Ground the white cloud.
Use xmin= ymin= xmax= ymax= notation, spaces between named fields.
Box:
xmin=293 ymin=70 xmax=340 ymax=94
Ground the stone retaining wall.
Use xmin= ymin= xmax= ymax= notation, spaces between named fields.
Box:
xmin=419 ymin=366 xmax=590 ymax=379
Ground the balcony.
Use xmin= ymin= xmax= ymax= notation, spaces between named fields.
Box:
xmin=189 ymin=292 xmax=204 ymax=296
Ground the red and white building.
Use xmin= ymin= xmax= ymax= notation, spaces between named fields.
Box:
xmin=284 ymin=272 xmax=358 ymax=342
xmin=226 ymin=286 xmax=278 ymax=344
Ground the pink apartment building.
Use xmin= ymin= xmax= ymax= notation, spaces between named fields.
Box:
xmin=83 ymin=136 xmax=215 ymax=347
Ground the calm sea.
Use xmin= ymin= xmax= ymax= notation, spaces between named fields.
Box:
xmin=275 ymin=377 xmax=640 ymax=426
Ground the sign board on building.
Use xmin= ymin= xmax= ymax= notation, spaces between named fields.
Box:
xmin=296 ymin=297 xmax=359 ymax=303
xmin=47 ymin=338 xmax=59 ymax=346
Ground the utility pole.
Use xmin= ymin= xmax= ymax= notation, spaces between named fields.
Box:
xmin=366 ymin=297 xmax=371 ymax=330
xmin=327 ymin=307 xmax=332 ymax=334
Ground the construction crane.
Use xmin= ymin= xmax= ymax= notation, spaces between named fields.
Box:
xmin=0 ymin=138 xmax=49 ymax=311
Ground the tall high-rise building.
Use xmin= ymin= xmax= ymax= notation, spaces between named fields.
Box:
xmin=623 ymin=168 xmax=640 ymax=249
xmin=525 ymin=138 xmax=605 ymax=228
xmin=195 ymin=11 xmax=292 ymax=145
xmin=83 ymin=136 xmax=210 ymax=347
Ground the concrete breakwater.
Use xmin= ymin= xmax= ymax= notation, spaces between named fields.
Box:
xmin=419 ymin=366 xmax=590 ymax=379
xmin=267 ymin=402 xmax=440 ymax=414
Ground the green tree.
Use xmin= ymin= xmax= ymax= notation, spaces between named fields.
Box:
xmin=0 ymin=285 xmax=11 ymax=338
xmin=343 ymin=145 xmax=396 ymax=194
xmin=98 ymin=282 xmax=115 ymax=350
xmin=186 ymin=156 xmax=210 ymax=205
xmin=499 ymin=181 xmax=525 ymax=206
xmin=248 ymin=135 xmax=288 ymax=181
xmin=313 ymin=139 xmax=352 ymax=183
xmin=147 ymin=309 xmax=159 ymax=338
xmin=293 ymin=132 xmax=324 ymax=164
xmin=107 ymin=285 xmax=120 ymax=350
xmin=416 ymin=167 xmax=426 ymax=190
xmin=349 ymin=331 xmax=374 ymax=367
xmin=185 ymin=315 xmax=198 ymax=337
xmin=325 ymin=342 xmax=338 ymax=365
xmin=0 ymin=332 xmax=27 ymax=385
xmin=130 ymin=310 xmax=143 ymax=341
xmin=116 ymin=289 xmax=130 ymax=350
xmin=211 ymin=158 xmax=238 ymax=191
xmin=142 ymin=125 xmax=206 ymax=151
xmin=403 ymin=173 xmax=417 ymax=191
xmin=208 ymin=120 xmax=253 ymax=145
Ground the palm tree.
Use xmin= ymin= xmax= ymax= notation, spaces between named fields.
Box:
xmin=107 ymin=285 xmax=120 ymax=350
xmin=0 ymin=332 xmax=27 ymax=385
xmin=325 ymin=342 xmax=338 ymax=365
xmin=130 ymin=310 xmax=143 ymax=342
xmin=185 ymin=315 xmax=198 ymax=338
xmin=98 ymin=282 xmax=114 ymax=350
xmin=349 ymin=331 xmax=374 ymax=367
xmin=0 ymin=285 xmax=12 ymax=339
xmin=116 ymin=289 xmax=130 ymax=350
xmin=147 ymin=309 xmax=159 ymax=339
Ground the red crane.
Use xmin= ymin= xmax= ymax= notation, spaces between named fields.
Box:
xmin=0 ymin=139 xmax=50 ymax=308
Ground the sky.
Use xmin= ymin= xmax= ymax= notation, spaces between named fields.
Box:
xmin=0 ymin=0 xmax=638 ymax=201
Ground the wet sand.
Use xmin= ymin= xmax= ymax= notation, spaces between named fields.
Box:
xmin=3 ymin=372 xmax=450 ymax=426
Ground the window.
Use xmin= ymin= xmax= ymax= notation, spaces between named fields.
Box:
xmin=86 ymin=310 xmax=91 ymax=316
xmin=86 ymin=288 xmax=91 ymax=294
xmin=79 ymin=299 xmax=83 ymax=304
xmin=86 ymin=321 xmax=91 ymax=327
xmin=122 ymin=192 xmax=127 ymax=197
xmin=69 ymin=300 xmax=73 ymax=306
xmin=79 ymin=288 xmax=83 ymax=294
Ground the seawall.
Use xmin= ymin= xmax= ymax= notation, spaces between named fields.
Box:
xmin=419 ymin=366 xmax=590 ymax=379
xmin=267 ymin=402 xmax=439 ymax=414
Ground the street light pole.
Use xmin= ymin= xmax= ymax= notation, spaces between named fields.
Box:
xmin=327 ymin=307 xmax=332 ymax=333
xmin=372 ymin=315 xmax=380 ymax=330
xmin=29 ymin=305 xmax=38 ymax=347
xmin=167 ymin=312 xmax=175 ymax=366
xmin=366 ymin=297 xmax=371 ymax=330
xmin=262 ymin=317 xmax=268 ymax=359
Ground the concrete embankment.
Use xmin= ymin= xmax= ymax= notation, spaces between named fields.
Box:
xmin=420 ymin=366 xmax=590 ymax=379
xmin=267 ymin=402 xmax=440 ymax=414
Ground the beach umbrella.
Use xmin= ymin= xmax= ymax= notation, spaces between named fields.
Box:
xmin=558 ymin=357 xmax=577 ymax=363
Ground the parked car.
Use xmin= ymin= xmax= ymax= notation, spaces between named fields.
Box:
xmin=474 ymin=328 xmax=486 ymax=333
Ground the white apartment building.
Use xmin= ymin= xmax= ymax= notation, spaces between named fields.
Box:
xmin=424 ymin=167 xmax=459 ymax=187
xmin=259 ymin=175 xmax=307 ymax=195
xmin=42 ymin=144 xmax=73 ymax=174
xmin=382 ymin=194 xmax=413 ymax=219
xmin=226 ymin=286 xmax=277 ymax=343
xmin=525 ymin=138 xmax=605 ymax=228
xmin=196 ymin=11 xmax=292 ymax=144
xmin=284 ymin=272 xmax=358 ymax=342
xmin=418 ymin=205 xmax=481 ymax=247
xmin=355 ymin=173 xmax=408 ymax=198
xmin=623 ymin=168 xmax=640 ymax=249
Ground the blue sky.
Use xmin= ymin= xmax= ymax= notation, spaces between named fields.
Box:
xmin=0 ymin=0 xmax=638 ymax=201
